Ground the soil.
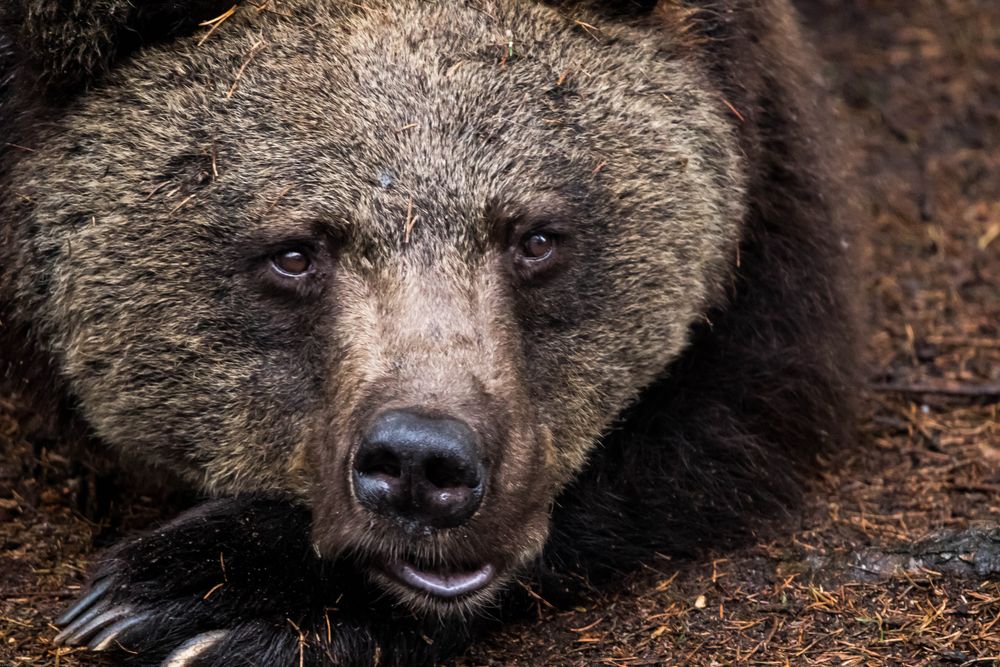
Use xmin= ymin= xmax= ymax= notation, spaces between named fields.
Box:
xmin=2 ymin=0 xmax=999 ymax=664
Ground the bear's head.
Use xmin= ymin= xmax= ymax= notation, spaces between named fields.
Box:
xmin=1 ymin=0 xmax=744 ymax=612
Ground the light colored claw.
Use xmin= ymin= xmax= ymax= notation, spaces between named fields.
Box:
xmin=54 ymin=601 xmax=112 ymax=645
xmin=55 ymin=579 xmax=112 ymax=627
xmin=88 ymin=612 xmax=151 ymax=651
xmin=55 ymin=605 xmax=134 ymax=646
xmin=161 ymin=630 xmax=229 ymax=667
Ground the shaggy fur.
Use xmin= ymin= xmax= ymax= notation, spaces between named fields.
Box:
xmin=0 ymin=0 xmax=858 ymax=664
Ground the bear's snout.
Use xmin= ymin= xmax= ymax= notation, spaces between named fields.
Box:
xmin=352 ymin=409 xmax=487 ymax=531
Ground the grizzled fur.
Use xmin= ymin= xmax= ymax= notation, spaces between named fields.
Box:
xmin=0 ymin=0 xmax=858 ymax=664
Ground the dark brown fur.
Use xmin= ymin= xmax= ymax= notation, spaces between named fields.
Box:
xmin=0 ymin=1 xmax=859 ymax=663
xmin=547 ymin=0 xmax=862 ymax=558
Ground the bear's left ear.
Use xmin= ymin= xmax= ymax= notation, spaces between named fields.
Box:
xmin=1 ymin=0 xmax=235 ymax=92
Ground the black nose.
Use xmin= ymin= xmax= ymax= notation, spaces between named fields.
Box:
xmin=353 ymin=410 xmax=486 ymax=529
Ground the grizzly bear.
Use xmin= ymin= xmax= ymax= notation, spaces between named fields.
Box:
xmin=0 ymin=0 xmax=858 ymax=664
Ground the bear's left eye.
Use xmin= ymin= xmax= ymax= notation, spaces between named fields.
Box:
xmin=508 ymin=224 xmax=568 ymax=283
xmin=271 ymin=249 xmax=313 ymax=277
xmin=501 ymin=201 xmax=571 ymax=283
xmin=520 ymin=232 xmax=555 ymax=261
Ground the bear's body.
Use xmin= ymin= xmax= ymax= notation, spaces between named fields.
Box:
xmin=0 ymin=1 xmax=858 ymax=664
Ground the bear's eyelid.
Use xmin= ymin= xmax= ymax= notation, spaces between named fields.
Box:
xmin=507 ymin=216 xmax=573 ymax=253
xmin=489 ymin=199 xmax=574 ymax=248
xmin=488 ymin=191 xmax=571 ymax=220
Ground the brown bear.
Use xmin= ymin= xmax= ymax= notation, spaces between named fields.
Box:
xmin=0 ymin=0 xmax=858 ymax=664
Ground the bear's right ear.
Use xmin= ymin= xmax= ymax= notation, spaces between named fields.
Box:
xmin=0 ymin=0 xmax=235 ymax=93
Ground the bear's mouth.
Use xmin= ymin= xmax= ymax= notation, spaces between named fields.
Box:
xmin=384 ymin=558 xmax=496 ymax=599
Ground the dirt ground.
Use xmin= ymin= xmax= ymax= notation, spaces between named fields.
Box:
xmin=2 ymin=0 xmax=999 ymax=664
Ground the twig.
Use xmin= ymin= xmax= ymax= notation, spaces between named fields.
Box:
xmin=202 ymin=582 xmax=224 ymax=600
xmin=286 ymin=619 xmax=306 ymax=667
xmin=144 ymin=181 xmax=170 ymax=200
xmin=227 ymin=39 xmax=268 ymax=98
xmin=871 ymin=381 xmax=1000 ymax=399
xmin=210 ymin=142 xmax=219 ymax=178
xmin=0 ymin=615 xmax=31 ymax=627
xmin=248 ymin=0 xmax=292 ymax=16
xmin=404 ymin=196 xmax=420 ymax=243
xmin=169 ymin=193 xmax=197 ymax=216
xmin=574 ymin=20 xmax=602 ymax=40
xmin=198 ymin=5 xmax=239 ymax=46
xmin=923 ymin=335 xmax=1000 ymax=349
xmin=722 ymin=97 xmax=746 ymax=123
xmin=262 ymin=184 xmax=295 ymax=217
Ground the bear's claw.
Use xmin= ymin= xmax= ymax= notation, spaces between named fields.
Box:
xmin=160 ymin=631 xmax=230 ymax=667
xmin=54 ymin=577 xmax=111 ymax=627
xmin=54 ymin=601 xmax=134 ymax=646
xmin=54 ymin=579 xmax=151 ymax=651
xmin=88 ymin=612 xmax=153 ymax=651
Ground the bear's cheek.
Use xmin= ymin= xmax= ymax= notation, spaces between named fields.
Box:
xmin=515 ymin=224 xmax=742 ymax=488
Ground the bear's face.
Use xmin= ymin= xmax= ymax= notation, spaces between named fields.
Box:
xmin=7 ymin=0 xmax=743 ymax=611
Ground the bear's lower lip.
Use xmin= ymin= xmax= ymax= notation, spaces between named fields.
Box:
xmin=386 ymin=560 xmax=495 ymax=598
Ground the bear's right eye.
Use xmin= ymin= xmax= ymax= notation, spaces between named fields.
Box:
xmin=271 ymin=249 xmax=313 ymax=278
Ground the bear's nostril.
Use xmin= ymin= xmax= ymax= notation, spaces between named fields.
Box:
xmin=356 ymin=447 xmax=402 ymax=479
xmin=424 ymin=456 xmax=476 ymax=489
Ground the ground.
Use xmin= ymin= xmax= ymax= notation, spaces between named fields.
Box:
xmin=2 ymin=0 xmax=999 ymax=664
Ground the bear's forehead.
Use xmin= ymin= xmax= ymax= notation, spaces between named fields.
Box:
xmin=34 ymin=0 xmax=732 ymax=257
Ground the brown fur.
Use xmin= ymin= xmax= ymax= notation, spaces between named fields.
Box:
xmin=0 ymin=0 xmax=858 ymax=661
